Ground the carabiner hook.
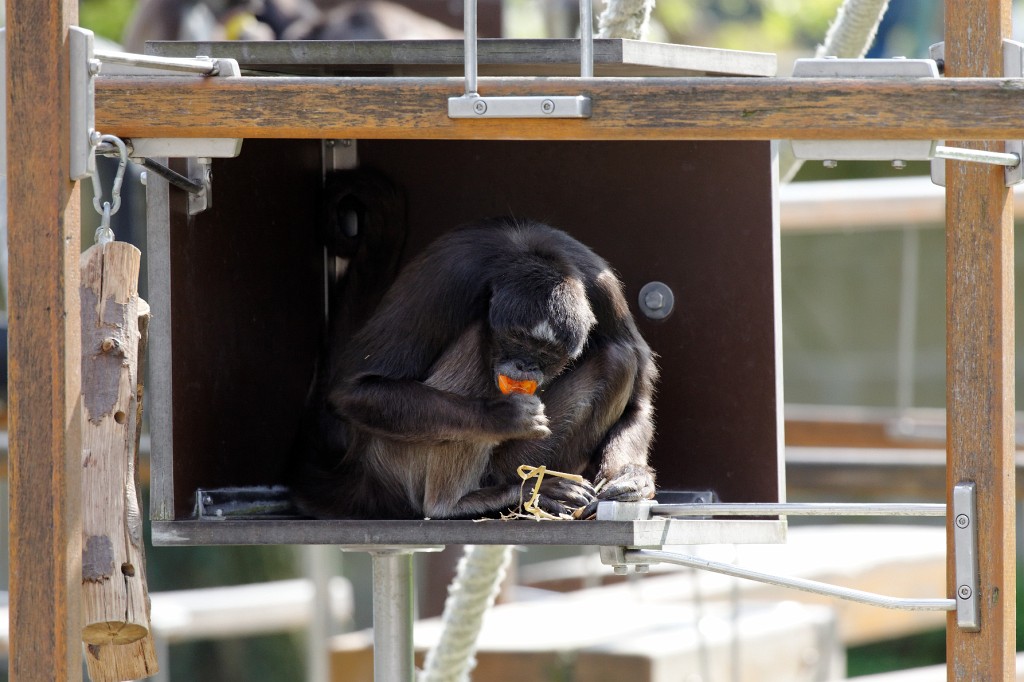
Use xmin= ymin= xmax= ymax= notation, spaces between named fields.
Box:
xmin=90 ymin=133 xmax=128 ymax=218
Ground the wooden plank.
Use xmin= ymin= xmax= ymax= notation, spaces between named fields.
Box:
xmin=6 ymin=0 xmax=83 ymax=679
xmin=96 ymin=76 xmax=1024 ymax=141
xmin=944 ymin=1 xmax=1016 ymax=680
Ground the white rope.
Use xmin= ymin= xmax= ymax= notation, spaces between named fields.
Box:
xmin=780 ymin=0 xmax=892 ymax=182
xmin=817 ymin=0 xmax=891 ymax=59
xmin=419 ymin=545 xmax=514 ymax=682
xmin=597 ymin=0 xmax=656 ymax=40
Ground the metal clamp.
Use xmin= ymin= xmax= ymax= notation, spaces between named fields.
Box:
xmin=599 ymin=493 xmax=981 ymax=628
xmin=448 ymin=0 xmax=593 ymax=119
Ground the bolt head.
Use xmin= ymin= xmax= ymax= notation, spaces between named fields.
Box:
xmin=958 ymin=585 xmax=973 ymax=600
xmin=955 ymin=514 xmax=970 ymax=529
xmin=823 ymin=159 xmax=838 ymax=169
xmin=541 ymin=99 xmax=555 ymax=114
xmin=892 ymin=159 xmax=907 ymax=170
xmin=473 ymin=100 xmax=488 ymax=115
xmin=644 ymin=290 xmax=665 ymax=310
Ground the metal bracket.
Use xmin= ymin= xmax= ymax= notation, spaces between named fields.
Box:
xmin=599 ymin=499 xmax=958 ymax=615
xmin=448 ymin=0 xmax=593 ymax=119
xmin=790 ymin=57 xmax=940 ymax=164
xmin=930 ymin=40 xmax=1024 ymax=187
xmin=952 ymin=482 xmax=980 ymax=631
xmin=69 ymin=28 xmax=243 ymax=214
xmin=70 ymin=26 xmax=99 ymax=181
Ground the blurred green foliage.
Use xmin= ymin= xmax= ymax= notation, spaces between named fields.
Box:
xmin=79 ymin=0 xmax=135 ymax=43
xmin=655 ymin=0 xmax=841 ymax=52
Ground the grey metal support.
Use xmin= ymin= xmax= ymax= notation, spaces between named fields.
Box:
xmin=371 ymin=551 xmax=417 ymax=682
xmin=598 ymin=498 xmax=980 ymax=627
xmin=624 ymin=549 xmax=956 ymax=612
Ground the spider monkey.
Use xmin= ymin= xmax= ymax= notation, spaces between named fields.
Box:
xmin=293 ymin=193 xmax=657 ymax=519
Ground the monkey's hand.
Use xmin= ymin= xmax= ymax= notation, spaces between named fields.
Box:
xmin=529 ymin=476 xmax=597 ymax=517
xmin=578 ymin=464 xmax=656 ymax=519
xmin=486 ymin=394 xmax=551 ymax=440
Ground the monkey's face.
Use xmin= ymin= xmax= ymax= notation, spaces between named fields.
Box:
xmin=491 ymin=326 xmax=570 ymax=396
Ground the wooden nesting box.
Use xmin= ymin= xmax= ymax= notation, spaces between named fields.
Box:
xmin=144 ymin=40 xmax=784 ymax=546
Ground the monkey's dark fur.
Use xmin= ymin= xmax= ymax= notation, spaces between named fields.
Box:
xmin=292 ymin=216 xmax=657 ymax=519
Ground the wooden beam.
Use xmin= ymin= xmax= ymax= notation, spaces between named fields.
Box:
xmin=95 ymin=76 xmax=1024 ymax=141
xmin=6 ymin=0 xmax=83 ymax=680
xmin=945 ymin=1 xmax=1016 ymax=680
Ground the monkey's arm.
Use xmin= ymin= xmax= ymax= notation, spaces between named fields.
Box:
xmin=332 ymin=378 xmax=549 ymax=444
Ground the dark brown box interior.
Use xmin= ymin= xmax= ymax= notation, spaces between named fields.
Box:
xmin=161 ymin=137 xmax=781 ymax=520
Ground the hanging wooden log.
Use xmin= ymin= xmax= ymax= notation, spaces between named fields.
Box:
xmin=83 ymin=297 xmax=160 ymax=681
xmin=79 ymin=241 xmax=156 ymax=667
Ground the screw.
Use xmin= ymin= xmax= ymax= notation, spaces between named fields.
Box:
xmin=613 ymin=565 xmax=629 ymax=576
xmin=541 ymin=99 xmax=555 ymax=114
xmin=958 ymin=585 xmax=973 ymax=600
xmin=955 ymin=514 xmax=970 ymax=529
xmin=634 ymin=564 xmax=650 ymax=574
xmin=473 ymin=100 xmax=488 ymax=115
xmin=140 ymin=171 xmax=148 ymax=187
xmin=892 ymin=159 xmax=907 ymax=170
xmin=88 ymin=58 xmax=102 ymax=76
xmin=644 ymin=290 xmax=665 ymax=310
xmin=823 ymin=160 xmax=838 ymax=169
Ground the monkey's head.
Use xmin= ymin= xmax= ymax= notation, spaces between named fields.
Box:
xmin=488 ymin=261 xmax=596 ymax=395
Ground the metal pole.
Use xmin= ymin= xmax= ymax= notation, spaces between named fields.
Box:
xmin=933 ymin=144 xmax=1020 ymax=167
xmin=371 ymin=551 xmax=416 ymax=682
xmin=579 ymin=0 xmax=594 ymax=78
xmin=463 ymin=0 xmax=477 ymax=95
xmin=95 ymin=50 xmax=220 ymax=75
xmin=629 ymin=549 xmax=956 ymax=612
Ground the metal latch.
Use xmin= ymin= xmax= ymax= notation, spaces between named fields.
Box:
xmin=448 ymin=0 xmax=593 ymax=119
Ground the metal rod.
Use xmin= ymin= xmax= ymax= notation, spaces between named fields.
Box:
xmin=463 ymin=0 xmax=477 ymax=95
xmin=651 ymin=502 xmax=946 ymax=517
xmin=628 ymin=549 xmax=957 ymax=612
xmin=934 ymin=144 xmax=1020 ymax=167
xmin=141 ymin=158 xmax=205 ymax=194
xmin=580 ymin=0 xmax=594 ymax=78
xmin=371 ymin=551 xmax=416 ymax=682
xmin=95 ymin=49 xmax=220 ymax=75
